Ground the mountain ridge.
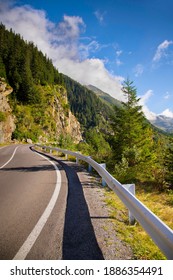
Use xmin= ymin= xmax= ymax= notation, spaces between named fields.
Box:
xmin=149 ymin=115 xmax=173 ymax=133
xmin=86 ymin=84 xmax=122 ymax=108
xmin=87 ymin=84 xmax=173 ymax=133
xmin=0 ymin=24 xmax=112 ymax=143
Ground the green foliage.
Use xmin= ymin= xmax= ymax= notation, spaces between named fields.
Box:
xmin=0 ymin=24 xmax=61 ymax=104
xmin=104 ymin=188 xmax=168 ymax=260
xmin=77 ymin=141 xmax=94 ymax=156
xmin=1 ymin=24 xmax=173 ymax=192
xmin=83 ymin=128 xmax=111 ymax=162
xmin=0 ymin=23 xmax=112 ymax=140
xmin=0 ymin=56 xmax=6 ymax=78
xmin=0 ymin=111 xmax=6 ymax=122
xmin=63 ymin=75 xmax=111 ymax=129
xmin=11 ymin=84 xmax=70 ymax=143
xmin=164 ymin=138 xmax=173 ymax=189
xmin=58 ymin=133 xmax=77 ymax=150
xmin=12 ymin=105 xmax=41 ymax=141
xmin=109 ymin=79 xmax=156 ymax=183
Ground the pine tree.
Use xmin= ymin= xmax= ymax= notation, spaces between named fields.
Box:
xmin=164 ymin=138 xmax=173 ymax=189
xmin=0 ymin=56 xmax=6 ymax=78
xmin=110 ymin=79 xmax=154 ymax=182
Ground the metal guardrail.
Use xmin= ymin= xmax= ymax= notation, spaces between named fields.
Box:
xmin=35 ymin=144 xmax=173 ymax=259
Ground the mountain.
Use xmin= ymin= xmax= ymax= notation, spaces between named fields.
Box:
xmin=149 ymin=115 xmax=173 ymax=133
xmin=87 ymin=85 xmax=173 ymax=134
xmin=62 ymin=76 xmax=112 ymax=130
xmin=0 ymin=24 xmax=112 ymax=143
xmin=0 ymin=78 xmax=15 ymax=143
xmin=86 ymin=85 xmax=122 ymax=108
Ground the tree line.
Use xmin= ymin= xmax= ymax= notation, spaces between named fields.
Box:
xmin=1 ymin=23 xmax=173 ymax=190
xmin=0 ymin=24 xmax=110 ymax=130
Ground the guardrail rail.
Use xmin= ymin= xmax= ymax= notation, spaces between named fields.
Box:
xmin=35 ymin=144 xmax=173 ymax=259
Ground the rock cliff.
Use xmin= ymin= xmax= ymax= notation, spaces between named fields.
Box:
xmin=41 ymin=85 xmax=82 ymax=143
xmin=0 ymin=80 xmax=82 ymax=144
xmin=0 ymin=79 xmax=15 ymax=143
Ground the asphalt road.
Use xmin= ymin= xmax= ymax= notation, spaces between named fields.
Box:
xmin=0 ymin=144 xmax=67 ymax=260
xmin=0 ymin=144 xmax=103 ymax=260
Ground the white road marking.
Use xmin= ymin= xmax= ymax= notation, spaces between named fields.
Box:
xmin=0 ymin=146 xmax=19 ymax=169
xmin=13 ymin=152 xmax=62 ymax=260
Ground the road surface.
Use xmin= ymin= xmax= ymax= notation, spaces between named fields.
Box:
xmin=0 ymin=144 xmax=67 ymax=259
xmin=0 ymin=144 xmax=103 ymax=260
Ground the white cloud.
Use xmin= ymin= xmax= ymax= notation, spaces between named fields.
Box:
xmin=116 ymin=58 xmax=123 ymax=66
xmin=139 ymin=90 xmax=173 ymax=120
xmin=139 ymin=90 xmax=157 ymax=120
xmin=115 ymin=50 xmax=123 ymax=66
xmin=0 ymin=2 xmax=125 ymax=101
xmin=57 ymin=58 xmax=124 ymax=100
xmin=160 ymin=109 xmax=173 ymax=118
xmin=153 ymin=40 xmax=173 ymax=62
xmin=94 ymin=10 xmax=106 ymax=24
xmin=133 ymin=64 xmax=144 ymax=77
xmin=116 ymin=50 xmax=122 ymax=57
xmin=139 ymin=89 xmax=153 ymax=105
xmin=164 ymin=92 xmax=170 ymax=99
xmin=142 ymin=106 xmax=157 ymax=121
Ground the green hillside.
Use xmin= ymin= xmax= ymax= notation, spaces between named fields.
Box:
xmin=63 ymin=75 xmax=112 ymax=129
xmin=87 ymin=84 xmax=122 ymax=108
xmin=1 ymin=23 xmax=173 ymax=192
xmin=0 ymin=24 xmax=112 ymax=135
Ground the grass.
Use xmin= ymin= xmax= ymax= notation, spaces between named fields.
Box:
xmin=104 ymin=185 xmax=173 ymax=260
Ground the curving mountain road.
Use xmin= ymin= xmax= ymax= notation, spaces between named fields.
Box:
xmin=0 ymin=144 xmax=103 ymax=260
xmin=0 ymin=144 xmax=68 ymax=260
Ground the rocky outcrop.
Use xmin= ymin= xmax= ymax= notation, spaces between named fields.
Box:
xmin=0 ymin=81 xmax=82 ymax=144
xmin=0 ymin=79 xmax=15 ymax=143
xmin=48 ymin=85 xmax=82 ymax=143
xmin=66 ymin=111 xmax=82 ymax=142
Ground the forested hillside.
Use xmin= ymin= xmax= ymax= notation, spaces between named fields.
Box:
xmin=0 ymin=24 xmax=111 ymax=133
xmin=63 ymin=75 xmax=112 ymax=129
xmin=1 ymin=24 xmax=173 ymax=191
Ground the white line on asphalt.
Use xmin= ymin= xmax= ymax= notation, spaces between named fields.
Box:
xmin=13 ymin=152 xmax=62 ymax=260
xmin=0 ymin=146 xmax=19 ymax=169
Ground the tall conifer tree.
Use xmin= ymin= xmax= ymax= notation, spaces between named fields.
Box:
xmin=111 ymin=79 xmax=154 ymax=182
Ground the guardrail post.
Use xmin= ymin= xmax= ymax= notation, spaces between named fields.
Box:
xmin=123 ymin=184 xmax=136 ymax=225
xmin=76 ymin=152 xmax=80 ymax=164
xmin=88 ymin=156 xmax=92 ymax=172
xmin=34 ymin=144 xmax=173 ymax=258
xmin=65 ymin=153 xmax=68 ymax=160
xmin=99 ymin=163 xmax=107 ymax=187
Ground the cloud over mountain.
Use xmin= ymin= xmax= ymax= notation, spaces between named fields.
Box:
xmin=0 ymin=1 xmax=124 ymax=101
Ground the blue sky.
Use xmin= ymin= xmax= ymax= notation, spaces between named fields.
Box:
xmin=0 ymin=0 xmax=173 ymax=119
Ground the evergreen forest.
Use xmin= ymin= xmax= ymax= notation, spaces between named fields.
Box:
xmin=1 ymin=23 xmax=173 ymax=191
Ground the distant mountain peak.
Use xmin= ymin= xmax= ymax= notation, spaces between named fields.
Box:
xmin=149 ymin=114 xmax=173 ymax=133
xmin=86 ymin=84 xmax=122 ymax=108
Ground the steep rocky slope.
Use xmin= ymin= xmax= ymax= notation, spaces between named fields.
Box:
xmin=0 ymin=78 xmax=15 ymax=143
xmin=0 ymin=80 xmax=82 ymax=144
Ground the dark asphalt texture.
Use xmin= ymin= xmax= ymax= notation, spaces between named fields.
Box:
xmin=0 ymin=145 xmax=104 ymax=260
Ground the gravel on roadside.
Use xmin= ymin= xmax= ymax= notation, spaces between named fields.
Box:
xmin=64 ymin=161 xmax=134 ymax=260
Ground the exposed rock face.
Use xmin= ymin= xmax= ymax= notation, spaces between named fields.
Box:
xmin=66 ymin=111 xmax=82 ymax=142
xmin=0 ymin=79 xmax=15 ymax=143
xmin=49 ymin=85 xmax=82 ymax=143
xmin=0 ymin=81 xmax=82 ymax=144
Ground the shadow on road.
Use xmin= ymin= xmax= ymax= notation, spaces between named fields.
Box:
xmin=60 ymin=161 xmax=104 ymax=260
xmin=0 ymin=164 xmax=54 ymax=172
xmin=31 ymin=148 xmax=104 ymax=260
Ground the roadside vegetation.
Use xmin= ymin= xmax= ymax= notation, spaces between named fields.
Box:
xmin=104 ymin=186 xmax=173 ymax=259
xmin=1 ymin=24 xmax=173 ymax=259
